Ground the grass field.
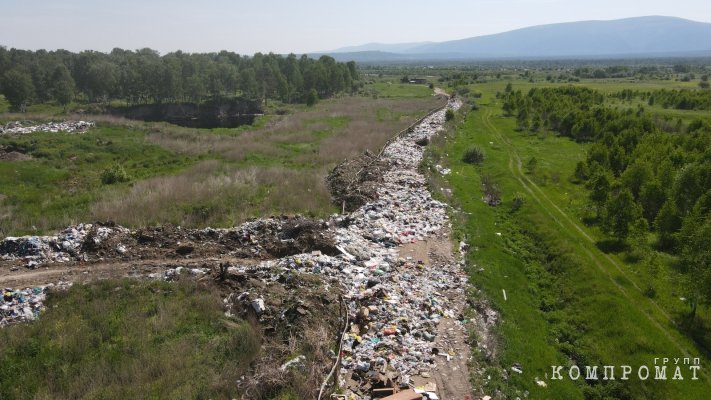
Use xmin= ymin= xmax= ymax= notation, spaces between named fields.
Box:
xmin=0 ymin=279 xmax=259 ymax=399
xmin=366 ymin=82 xmax=433 ymax=98
xmin=428 ymin=79 xmax=711 ymax=398
xmin=0 ymin=90 xmax=443 ymax=235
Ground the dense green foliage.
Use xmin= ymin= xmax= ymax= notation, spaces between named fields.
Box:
xmin=501 ymin=84 xmax=711 ymax=313
xmin=0 ymin=279 xmax=259 ymax=399
xmin=0 ymin=46 xmax=358 ymax=109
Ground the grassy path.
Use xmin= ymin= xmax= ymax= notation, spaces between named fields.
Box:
xmin=480 ymin=106 xmax=710 ymax=383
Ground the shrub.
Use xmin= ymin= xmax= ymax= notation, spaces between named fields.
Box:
xmin=462 ymin=146 xmax=485 ymax=164
xmin=415 ymin=137 xmax=429 ymax=146
xmin=445 ymin=109 xmax=455 ymax=121
xmin=100 ymin=163 xmax=130 ymax=184
xmin=512 ymin=192 xmax=525 ymax=211
xmin=306 ymin=89 xmax=318 ymax=107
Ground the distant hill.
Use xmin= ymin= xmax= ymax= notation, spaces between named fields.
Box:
xmin=319 ymin=16 xmax=711 ymax=62
xmin=328 ymin=42 xmax=432 ymax=53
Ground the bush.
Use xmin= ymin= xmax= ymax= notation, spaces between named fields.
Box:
xmin=100 ymin=164 xmax=130 ymax=184
xmin=462 ymin=146 xmax=485 ymax=164
xmin=445 ymin=109 xmax=455 ymax=121
xmin=512 ymin=192 xmax=525 ymax=211
xmin=306 ymin=89 xmax=318 ymax=107
xmin=415 ymin=137 xmax=429 ymax=146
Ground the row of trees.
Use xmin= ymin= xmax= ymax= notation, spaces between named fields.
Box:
xmin=0 ymin=46 xmax=359 ymax=110
xmin=612 ymin=87 xmax=711 ymax=109
xmin=500 ymin=85 xmax=606 ymax=141
xmin=502 ymin=84 xmax=711 ymax=314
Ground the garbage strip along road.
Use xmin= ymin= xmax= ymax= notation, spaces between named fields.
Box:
xmin=0 ymin=97 xmax=496 ymax=399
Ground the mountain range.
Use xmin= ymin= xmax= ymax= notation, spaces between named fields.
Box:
xmin=316 ymin=16 xmax=711 ymax=62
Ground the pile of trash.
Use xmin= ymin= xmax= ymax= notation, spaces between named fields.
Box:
xmin=241 ymin=98 xmax=465 ymax=398
xmin=0 ymin=120 xmax=94 ymax=135
xmin=327 ymin=150 xmax=388 ymax=212
xmin=0 ymin=98 xmax=474 ymax=399
xmin=1 ymin=285 xmax=54 ymax=326
xmin=0 ymin=224 xmax=129 ymax=268
xmin=0 ymin=217 xmax=338 ymax=269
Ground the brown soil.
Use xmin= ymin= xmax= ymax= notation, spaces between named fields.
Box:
xmin=0 ymin=145 xmax=32 ymax=161
xmin=400 ymin=232 xmax=475 ymax=400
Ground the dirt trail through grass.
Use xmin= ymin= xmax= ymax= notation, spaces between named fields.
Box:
xmin=480 ymin=108 xmax=710 ymax=382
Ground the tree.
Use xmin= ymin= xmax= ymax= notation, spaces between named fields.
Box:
xmin=51 ymin=65 xmax=75 ymax=109
xmin=1 ymin=69 xmax=35 ymax=111
xmin=603 ymin=188 xmax=641 ymax=241
xmin=655 ymin=200 xmax=681 ymax=249
xmin=588 ymin=171 xmax=611 ymax=215
xmin=639 ymin=180 xmax=666 ymax=223
xmin=621 ymin=161 xmax=652 ymax=199
xmin=680 ymin=218 xmax=711 ymax=319
xmin=573 ymin=161 xmax=589 ymax=183
xmin=86 ymin=61 xmax=118 ymax=102
xmin=306 ymin=88 xmax=318 ymax=107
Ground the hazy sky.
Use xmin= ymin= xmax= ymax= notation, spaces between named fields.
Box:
xmin=2 ymin=0 xmax=710 ymax=54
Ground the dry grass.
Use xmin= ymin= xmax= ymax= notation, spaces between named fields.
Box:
xmin=90 ymin=161 xmax=334 ymax=227
xmin=147 ymin=96 xmax=444 ymax=162
xmin=89 ymin=95 xmax=443 ymax=228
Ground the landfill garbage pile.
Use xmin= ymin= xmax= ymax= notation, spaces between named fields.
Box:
xmin=327 ymin=150 xmax=388 ymax=213
xmin=0 ymin=97 xmax=478 ymax=398
xmin=0 ymin=217 xmax=338 ymax=269
xmin=332 ymin=99 xmax=465 ymax=398
xmin=0 ymin=120 xmax=95 ymax=135
xmin=0 ymin=224 xmax=124 ymax=268
xmin=0 ymin=283 xmax=71 ymax=327
xmin=239 ymin=98 xmax=466 ymax=399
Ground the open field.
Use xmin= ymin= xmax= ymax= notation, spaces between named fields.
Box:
xmin=0 ymin=91 xmax=444 ymax=235
xmin=425 ymin=78 xmax=711 ymax=398
xmin=0 ymin=279 xmax=258 ymax=399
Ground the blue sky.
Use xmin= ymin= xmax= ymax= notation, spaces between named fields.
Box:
xmin=1 ymin=0 xmax=710 ymax=54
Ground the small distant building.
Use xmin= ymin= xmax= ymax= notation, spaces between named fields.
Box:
xmin=409 ymin=77 xmax=428 ymax=84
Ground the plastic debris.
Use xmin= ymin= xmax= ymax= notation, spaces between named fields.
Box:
xmin=0 ymin=120 xmax=94 ymax=135
xmin=0 ymin=284 xmax=71 ymax=327
xmin=0 ymin=98 xmax=473 ymax=399
xmin=280 ymin=355 xmax=306 ymax=371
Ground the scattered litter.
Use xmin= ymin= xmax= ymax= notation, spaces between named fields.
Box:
xmin=434 ymin=164 xmax=451 ymax=175
xmin=381 ymin=389 xmax=422 ymax=400
xmin=0 ymin=98 xmax=473 ymax=399
xmin=251 ymin=298 xmax=266 ymax=315
xmin=535 ymin=377 xmax=547 ymax=387
xmin=511 ymin=363 xmax=523 ymax=374
xmin=0 ymin=120 xmax=94 ymax=135
xmin=280 ymin=355 xmax=306 ymax=371
xmin=0 ymin=283 xmax=71 ymax=327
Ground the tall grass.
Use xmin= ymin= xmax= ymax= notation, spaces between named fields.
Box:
xmin=90 ymin=96 xmax=442 ymax=229
xmin=0 ymin=279 xmax=260 ymax=399
xmin=90 ymin=161 xmax=334 ymax=227
xmin=0 ymin=95 xmax=443 ymax=235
